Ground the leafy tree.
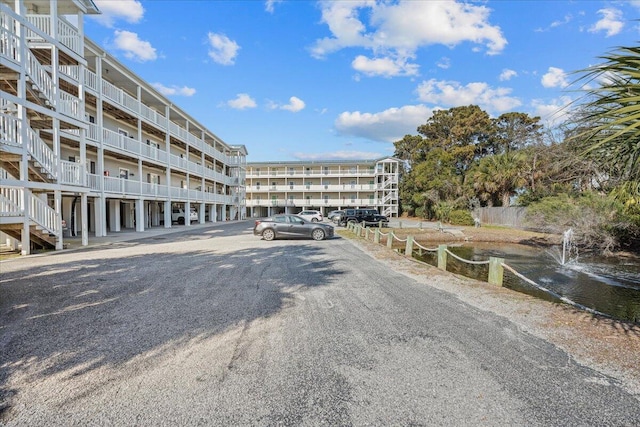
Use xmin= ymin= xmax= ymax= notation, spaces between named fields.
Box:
xmin=416 ymin=105 xmax=493 ymax=176
xmin=489 ymin=112 xmax=544 ymax=154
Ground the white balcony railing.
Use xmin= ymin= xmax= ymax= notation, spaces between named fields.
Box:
xmin=25 ymin=14 xmax=81 ymax=57
xmin=58 ymin=64 xmax=80 ymax=81
xmin=59 ymin=90 xmax=83 ymax=120
xmin=60 ymin=160 xmax=84 ymax=186
xmin=249 ymin=183 xmax=377 ymax=192
xmin=57 ymin=17 xmax=80 ymax=56
xmin=140 ymin=103 xmax=166 ymax=130
xmin=0 ymin=10 xmax=20 ymax=64
xmin=87 ymin=173 xmax=237 ymax=205
xmin=0 ymin=187 xmax=22 ymax=216
xmin=0 ymin=113 xmax=21 ymax=147
xmin=84 ymin=68 xmax=98 ymax=92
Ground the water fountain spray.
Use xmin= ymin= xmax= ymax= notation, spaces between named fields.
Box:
xmin=562 ymin=228 xmax=574 ymax=265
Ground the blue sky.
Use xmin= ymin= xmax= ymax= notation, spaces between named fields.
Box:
xmin=84 ymin=0 xmax=640 ymax=162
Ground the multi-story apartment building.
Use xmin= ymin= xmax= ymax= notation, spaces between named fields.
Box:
xmin=0 ymin=0 xmax=247 ymax=255
xmin=246 ymin=158 xmax=400 ymax=218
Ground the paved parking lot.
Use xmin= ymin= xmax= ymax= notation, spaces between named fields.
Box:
xmin=1 ymin=220 xmax=639 ymax=425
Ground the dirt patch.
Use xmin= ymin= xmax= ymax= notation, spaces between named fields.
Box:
xmin=339 ymin=227 xmax=640 ymax=397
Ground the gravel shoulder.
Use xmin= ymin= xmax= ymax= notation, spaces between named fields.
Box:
xmin=340 ymin=228 xmax=640 ymax=398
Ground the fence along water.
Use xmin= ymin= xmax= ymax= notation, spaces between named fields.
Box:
xmin=347 ymin=222 xmax=612 ymax=319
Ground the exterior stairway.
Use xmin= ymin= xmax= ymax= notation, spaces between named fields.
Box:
xmin=0 ymin=223 xmax=56 ymax=249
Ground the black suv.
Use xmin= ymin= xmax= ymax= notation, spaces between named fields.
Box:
xmin=339 ymin=208 xmax=389 ymax=227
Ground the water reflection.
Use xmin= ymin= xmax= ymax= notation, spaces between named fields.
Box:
xmin=413 ymin=242 xmax=640 ymax=324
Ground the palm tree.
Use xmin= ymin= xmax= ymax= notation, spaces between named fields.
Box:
xmin=469 ymin=152 xmax=526 ymax=207
xmin=573 ymin=45 xmax=640 ymax=204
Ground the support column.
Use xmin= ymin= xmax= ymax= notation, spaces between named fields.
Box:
xmin=81 ymin=193 xmax=88 ymax=246
xmin=98 ymin=196 xmax=107 ymax=236
xmin=110 ymin=199 xmax=121 ymax=232
xmin=135 ymin=198 xmax=144 ymax=232
xmin=164 ymin=200 xmax=171 ymax=228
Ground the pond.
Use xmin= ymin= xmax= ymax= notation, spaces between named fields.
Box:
xmin=411 ymin=242 xmax=640 ymax=324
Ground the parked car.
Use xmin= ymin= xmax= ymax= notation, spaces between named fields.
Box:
xmin=254 ymin=214 xmax=334 ymax=241
xmin=339 ymin=208 xmax=389 ymax=227
xmin=172 ymin=207 xmax=198 ymax=224
xmin=297 ymin=210 xmax=323 ymax=222
xmin=327 ymin=210 xmax=344 ymax=223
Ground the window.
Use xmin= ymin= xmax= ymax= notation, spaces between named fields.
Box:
xmin=323 ymin=166 xmax=329 ymax=175
xmin=350 ymin=180 xmax=356 ymax=189
xmin=289 ymin=181 xmax=294 ymax=189
xmin=288 ymin=167 xmax=294 ymax=175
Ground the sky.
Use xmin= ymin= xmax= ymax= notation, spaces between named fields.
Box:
xmin=83 ymin=0 xmax=640 ymax=162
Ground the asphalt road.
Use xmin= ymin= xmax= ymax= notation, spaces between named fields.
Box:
xmin=1 ymin=221 xmax=638 ymax=426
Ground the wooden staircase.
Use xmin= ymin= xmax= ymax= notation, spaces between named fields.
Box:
xmin=0 ymin=223 xmax=56 ymax=250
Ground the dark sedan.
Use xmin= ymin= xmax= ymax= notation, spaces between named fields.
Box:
xmin=253 ymin=214 xmax=335 ymax=241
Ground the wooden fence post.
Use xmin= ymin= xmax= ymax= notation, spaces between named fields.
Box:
xmin=488 ymin=257 xmax=504 ymax=286
xmin=437 ymin=244 xmax=448 ymax=270
xmin=374 ymin=229 xmax=380 ymax=244
xmin=387 ymin=230 xmax=394 ymax=249
xmin=405 ymin=236 xmax=414 ymax=257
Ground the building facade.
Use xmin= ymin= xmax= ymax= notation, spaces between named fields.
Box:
xmin=246 ymin=158 xmax=400 ymax=218
xmin=0 ymin=0 xmax=247 ymax=254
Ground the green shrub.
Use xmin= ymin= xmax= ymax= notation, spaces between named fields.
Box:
xmin=449 ymin=209 xmax=475 ymax=226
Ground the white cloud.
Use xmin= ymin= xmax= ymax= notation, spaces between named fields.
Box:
xmin=265 ymin=0 xmax=283 ymax=13
xmin=207 ymin=32 xmax=240 ymax=65
xmin=113 ymin=30 xmax=157 ymax=62
xmin=499 ymin=69 xmax=517 ymax=81
xmin=437 ymin=57 xmax=451 ymax=70
xmin=292 ymin=150 xmax=384 ymax=161
xmin=227 ymin=93 xmax=257 ymax=110
xmin=531 ymin=96 xmax=573 ymax=127
xmin=335 ymin=104 xmax=434 ymax=143
xmin=589 ymin=8 xmax=624 ymax=37
xmin=541 ymin=67 xmax=569 ymax=88
xmin=352 ymin=55 xmax=419 ymax=77
xmin=91 ymin=0 xmax=144 ymax=27
xmin=152 ymin=83 xmax=196 ymax=97
xmin=281 ymin=96 xmax=306 ymax=112
xmin=310 ymin=0 xmax=507 ymax=77
xmin=416 ymin=79 xmax=521 ymax=114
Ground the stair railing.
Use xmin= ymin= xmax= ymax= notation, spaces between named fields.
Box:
xmin=26 ymin=126 xmax=58 ymax=179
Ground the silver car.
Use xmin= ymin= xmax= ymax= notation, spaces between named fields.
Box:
xmin=253 ymin=214 xmax=334 ymax=241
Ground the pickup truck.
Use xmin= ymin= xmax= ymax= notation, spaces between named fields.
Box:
xmin=339 ymin=208 xmax=389 ymax=227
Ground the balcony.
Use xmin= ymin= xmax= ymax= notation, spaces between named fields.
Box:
xmin=246 ymin=198 xmax=378 ymax=207
xmin=87 ymin=173 xmax=236 ymax=205
xmin=249 ymin=183 xmax=377 ymax=192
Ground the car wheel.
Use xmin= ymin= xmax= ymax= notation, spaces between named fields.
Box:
xmin=311 ymin=218 xmax=319 ymax=222
xmin=311 ymin=228 xmax=325 ymax=241
xmin=347 ymin=219 xmax=356 ymax=226
xmin=262 ymin=228 xmax=275 ymax=241
xmin=178 ymin=217 xmax=185 ymax=225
